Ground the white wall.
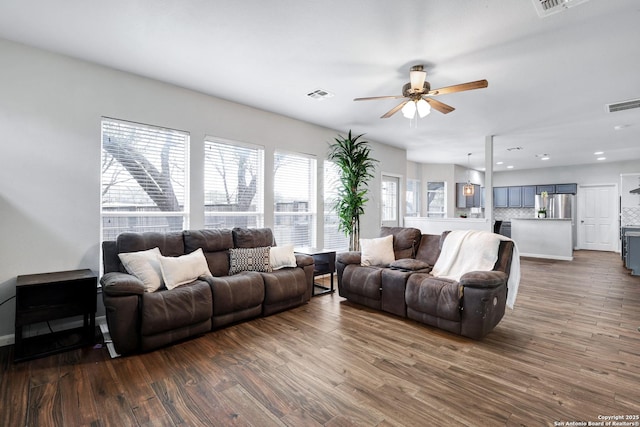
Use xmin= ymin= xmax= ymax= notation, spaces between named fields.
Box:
xmin=493 ymin=161 xmax=640 ymax=187
xmin=0 ymin=39 xmax=406 ymax=339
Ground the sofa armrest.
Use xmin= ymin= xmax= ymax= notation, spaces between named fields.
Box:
xmin=336 ymin=251 xmax=361 ymax=266
xmin=295 ymin=253 xmax=314 ymax=268
xmin=459 ymin=271 xmax=507 ymax=289
xmin=101 ymin=272 xmax=146 ymax=296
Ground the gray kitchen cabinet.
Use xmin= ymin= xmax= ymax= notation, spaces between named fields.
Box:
xmin=508 ymin=186 xmax=522 ymax=207
xmin=625 ymin=232 xmax=640 ymax=275
xmin=536 ymin=185 xmax=555 ymax=194
xmin=522 ymin=186 xmax=536 ymax=207
xmin=493 ymin=187 xmax=508 ymax=208
xmin=555 ymin=183 xmax=577 ymax=194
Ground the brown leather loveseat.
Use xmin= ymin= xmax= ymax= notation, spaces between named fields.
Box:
xmin=101 ymin=227 xmax=314 ymax=355
xmin=336 ymin=227 xmax=515 ymax=339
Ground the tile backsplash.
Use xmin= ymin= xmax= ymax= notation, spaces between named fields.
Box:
xmin=494 ymin=207 xmax=535 ymax=220
xmin=622 ymin=207 xmax=640 ymax=226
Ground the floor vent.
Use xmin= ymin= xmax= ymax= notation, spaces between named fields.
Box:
xmin=532 ymin=0 xmax=590 ymax=17
xmin=606 ymin=98 xmax=640 ymax=113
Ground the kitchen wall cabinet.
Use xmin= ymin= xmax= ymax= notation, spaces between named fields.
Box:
xmin=508 ymin=186 xmax=522 ymax=207
xmin=493 ymin=187 xmax=508 ymax=208
xmin=522 ymin=186 xmax=536 ymax=207
xmin=555 ymin=183 xmax=577 ymax=194
xmin=535 ymin=183 xmax=577 ymax=195
xmin=456 ymin=183 xmax=481 ymax=208
xmin=536 ymin=185 xmax=555 ymax=195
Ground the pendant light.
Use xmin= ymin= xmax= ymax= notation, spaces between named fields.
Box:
xmin=463 ymin=153 xmax=475 ymax=196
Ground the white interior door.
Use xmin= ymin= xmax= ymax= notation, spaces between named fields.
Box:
xmin=381 ymin=175 xmax=400 ymax=227
xmin=577 ymin=184 xmax=618 ymax=251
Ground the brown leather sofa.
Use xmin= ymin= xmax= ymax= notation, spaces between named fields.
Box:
xmin=101 ymin=227 xmax=314 ymax=355
xmin=336 ymin=227 xmax=514 ymax=339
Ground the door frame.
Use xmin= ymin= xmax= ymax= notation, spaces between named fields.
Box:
xmin=576 ymin=183 xmax=619 ymax=252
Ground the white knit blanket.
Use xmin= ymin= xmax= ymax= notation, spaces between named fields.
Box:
xmin=432 ymin=230 xmax=521 ymax=309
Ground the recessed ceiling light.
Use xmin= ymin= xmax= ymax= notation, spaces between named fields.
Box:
xmin=541 ymin=156 xmax=550 ymax=161
xmin=597 ymin=157 xmax=606 ymax=161
xmin=594 ymin=151 xmax=604 ymax=155
xmin=496 ymin=161 xmax=504 ymax=165
xmin=614 ymin=124 xmax=630 ymax=131
xmin=507 ymin=165 xmax=514 ymax=169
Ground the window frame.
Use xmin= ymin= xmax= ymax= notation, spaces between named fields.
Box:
xmin=203 ymin=136 xmax=265 ymax=229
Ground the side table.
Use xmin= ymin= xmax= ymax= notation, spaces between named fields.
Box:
xmin=14 ymin=269 xmax=97 ymax=362
xmin=295 ymin=247 xmax=336 ymax=296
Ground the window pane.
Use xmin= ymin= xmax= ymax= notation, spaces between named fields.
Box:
xmin=381 ymin=178 xmax=398 ymax=221
xmin=101 ymin=118 xmax=188 ymax=241
xmin=204 ymin=139 xmax=264 ymax=229
xmin=323 ymin=160 xmax=349 ymax=251
xmin=274 ymin=152 xmax=316 ymax=247
xmin=427 ymin=181 xmax=446 ymax=218
xmin=406 ymin=179 xmax=420 ymax=217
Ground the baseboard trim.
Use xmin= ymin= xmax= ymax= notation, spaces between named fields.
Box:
xmin=0 ymin=316 xmax=107 ymax=348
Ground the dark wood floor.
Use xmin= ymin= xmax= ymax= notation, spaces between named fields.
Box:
xmin=1 ymin=250 xmax=639 ymax=426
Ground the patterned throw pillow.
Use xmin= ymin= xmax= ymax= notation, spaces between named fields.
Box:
xmin=228 ymin=246 xmax=273 ymax=275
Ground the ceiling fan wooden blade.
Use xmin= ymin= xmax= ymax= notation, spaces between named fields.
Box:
xmin=381 ymin=100 xmax=409 ymax=118
xmin=354 ymin=95 xmax=405 ymax=101
xmin=424 ymin=97 xmax=455 ymax=114
xmin=428 ymin=79 xmax=488 ymax=96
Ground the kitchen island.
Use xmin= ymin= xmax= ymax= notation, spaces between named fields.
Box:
xmin=511 ymin=218 xmax=573 ymax=260
xmin=404 ymin=217 xmax=491 ymax=235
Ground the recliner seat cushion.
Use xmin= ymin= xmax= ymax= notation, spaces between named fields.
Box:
xmin=206 ymin=271 xmax=265 ymax=316
xmin=260 ymin=268 xmax=307 ymax=304
xmin=141 ymin=280 xmax=212 ymax=336
xmin=342 ymin=264 xmax=383 ymax=301
xmin=405 ymin=274 xmax=462 ymax=322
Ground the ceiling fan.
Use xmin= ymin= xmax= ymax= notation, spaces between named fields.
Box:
xmin=354 ymin=65 xmax=488 ymax=119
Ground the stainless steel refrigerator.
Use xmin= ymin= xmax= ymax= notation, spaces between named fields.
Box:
xmin=535 ymin=194 xmax=574 ymax=219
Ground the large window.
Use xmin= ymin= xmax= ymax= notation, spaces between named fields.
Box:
xmin=273 ymin=151 xmax=316 ymax=247
xmin=406 ymin=179 xmax=420 ymax=217
xmin=426 ymin=181 xmax=446 ymax=217
xmin=204 ymin=138 xmax=264 ymax=229
xmin=323 ymin=160 xmax=349 ymax=251
xmin=101 ymin=118 xmax=189 ymax=241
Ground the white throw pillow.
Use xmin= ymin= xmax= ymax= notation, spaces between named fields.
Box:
xmin=118 ymin=247 xmax=164 ymax=292
xmin=270 ymin=244 xmax=297 ymax=270
xmin=158 ymin=248 xmax=212 ymax=290
xmin=360 ymin=234 xmax=395 ymax=267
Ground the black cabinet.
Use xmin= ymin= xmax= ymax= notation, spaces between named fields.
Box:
xmin=14 ymin=269 xmax=97 ymax=362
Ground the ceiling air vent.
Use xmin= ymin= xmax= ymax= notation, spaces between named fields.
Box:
xmin=532 ymin=0 xmax=590 ymax=17
xmin=606 ymin=98 xmax=640 ymax=113
xmin=307 ymin=88 xmax=334 ymax=101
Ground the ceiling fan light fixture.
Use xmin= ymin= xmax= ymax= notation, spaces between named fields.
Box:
xmin=416 ymin=99 xmax=431 ymax=117
xmin=409 ymin=66 xmax=426 ymax=92
xmin=402 ymin=100 xmax=417 ymax=119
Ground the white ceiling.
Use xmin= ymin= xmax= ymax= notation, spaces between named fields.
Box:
xmin=1 ymin=0 xmax=639 ymax=171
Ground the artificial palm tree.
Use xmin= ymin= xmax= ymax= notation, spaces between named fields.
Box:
xmin=328 ymin=131 xmax=378 ymax=251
